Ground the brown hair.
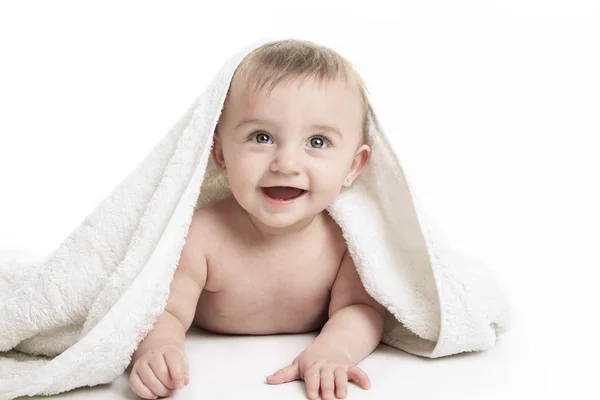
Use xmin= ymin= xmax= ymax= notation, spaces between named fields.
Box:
xmin=230 ymin=39 xmax=370 ymax=141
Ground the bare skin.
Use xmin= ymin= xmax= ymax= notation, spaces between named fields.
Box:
xmin=194 ymin=195 xmax=345 ymax=335
xmin=129 ymin=74 xmax=386 ymax=400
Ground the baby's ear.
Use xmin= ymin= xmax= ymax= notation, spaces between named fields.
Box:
xmin=343 ymin=144 xmax=371 ymax=187
xmin=211 ymin=133 xmax=226 ymax=173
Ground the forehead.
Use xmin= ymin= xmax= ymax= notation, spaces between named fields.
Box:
xmin=226 ymin=75 xmax=362 ymax=131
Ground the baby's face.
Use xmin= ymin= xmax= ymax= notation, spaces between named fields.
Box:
xmin=212 ymin=75 xmax=369 ymax=231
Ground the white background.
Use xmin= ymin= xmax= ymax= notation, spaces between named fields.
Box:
xmin=1 ymin=0 xmax=598 ymax=397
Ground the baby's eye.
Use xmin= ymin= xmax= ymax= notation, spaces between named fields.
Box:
xmin=307 ymin=136 xmax=329 ymax=149
xmin=252 ymin=131 xmax=273 ymax=144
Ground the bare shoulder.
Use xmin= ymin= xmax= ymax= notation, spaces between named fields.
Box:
xmin=175 ymin=207 xmax=210 ymax=288
xmin=186 ymin=196 xmax=236 ymax=290
xmin=186 ymin=207 xmax=212 ymax=254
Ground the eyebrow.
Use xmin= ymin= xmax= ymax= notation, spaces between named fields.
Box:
xmin=235 ymin=118 xmax=342 ymax=138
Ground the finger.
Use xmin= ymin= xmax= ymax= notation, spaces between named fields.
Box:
xmin=334 ymin=367 xmax=349 ymax=399
xmin=304 ymin=366 xmax=321 ymax=400
xmin=164 ymin=349 xmax=189 ymax=389
xmin=148 ymin=353 xmax=176 ymax=391
xmin=347 ymin=366 xmax=371 ymax=390
xmin=137 ymin=362 xmax=172 ymax=398
xmin=267 ymin=364 xmax=300 ymax=384
xmin=130 ymin=370 xmax=159 ymax=399
xmin=319 ymin=366 xmax=336 ymax=400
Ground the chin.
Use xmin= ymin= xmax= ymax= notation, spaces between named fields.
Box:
xmin=256 ymin=212 xmax=308 ymax=229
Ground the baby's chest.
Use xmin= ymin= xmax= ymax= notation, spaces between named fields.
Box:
xmin=205 ymin=250 xmax=341 ymax=315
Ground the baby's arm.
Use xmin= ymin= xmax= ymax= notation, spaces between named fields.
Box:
xmin=129 ymin=210 xmax=208 ymax=399
xmin=314 ymin=249 xmax=386 ymax=363
xmin=267 ymin=250 xmax=386 ymax=400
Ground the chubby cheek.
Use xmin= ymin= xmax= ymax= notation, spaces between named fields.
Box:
xmin=225 ymin=154 xmax=264 ymax=195
xmin=308 ymin=166 xmax=346 ymax=203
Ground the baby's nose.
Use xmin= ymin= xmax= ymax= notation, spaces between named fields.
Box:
xmin=270 ymin=147 xmax=303 ymax=174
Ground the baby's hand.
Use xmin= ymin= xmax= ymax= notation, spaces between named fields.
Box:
xmin=266 ymin=344 xmax=370 ymax=400
xmin=129 ymin=344 xmax=189 ymax=399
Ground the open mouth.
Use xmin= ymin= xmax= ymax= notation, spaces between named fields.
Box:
xmin=261 ymin=186 xmax=307 ymax=204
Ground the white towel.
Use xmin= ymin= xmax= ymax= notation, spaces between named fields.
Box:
xmin=0 ymin=37 xmax=511 ymax=399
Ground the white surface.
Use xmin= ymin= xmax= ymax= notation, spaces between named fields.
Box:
xmin=19 ymin=324 xmax=540 ymax=400
xmin=1 ymin=0 xmax=598 ymax=397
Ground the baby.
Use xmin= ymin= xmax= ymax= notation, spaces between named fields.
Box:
xmin=128 ymin=39 xmax=386 ymax=400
